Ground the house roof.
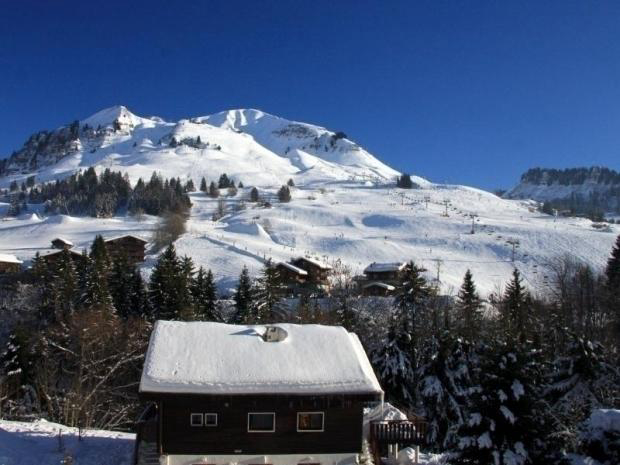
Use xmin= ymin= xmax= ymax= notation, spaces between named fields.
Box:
xmin=40 ymin=249 xmax=84 ymax=259
xmin=276 ymin=262 xmax=308 ymax=275
xmin=364 ymin=262 xmax=407 ymax=273
xmin=104 ymin=234 xmax=148 ymax=243
xmin=362 ymin=282 xmax=396 ymax=291
xmin=293 ymin=256 xmax=332 ymax=270
xmin=0 ymin=254 xmax=22 ymax=264
xmin=139 ymin=321 xmax=382 ymax=396
xmin=51 ymin=237 xmax=74 ymax=246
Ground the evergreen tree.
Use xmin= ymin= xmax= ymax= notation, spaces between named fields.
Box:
xmin=250 ymin=187 xmax=259 ymax=202
xmin=372 ymin=309 xmax=415 ymax=408
xmin=90 ymin=234 xmax=111 ymax=273
xmin=417 ymin=332 xmax=471 ymax=450
xmin=238 ymin=181 xmax=244 ymax=188
xmin=109 ymin=253 xmax=137 ymax=319
xmin=200 ymin=177 xmax=208 ymax=192
xmin=397 ymin=173 xmax=414 ymax=188
xmin=334 ymin=291 xmax=358 ymax=332
xmin=287 ymin=178 xmax=295 ymax=187
xmin=52 ymin=248 xmax=79 ymax=318
xmin=278 ymin=185 xmax=291 ymax=202
xmin=192 ymin=267 xmax=221 ymax=321
xmin=605 ymin=234 xmax=620 ymax=348
xmin=184 ymin=179 xmax=195 ymax=192
xmin=456 ymin=270 xmax=484 ymax=341
xmin=501 ymin=269 xmax=532 ymax=342
xmin=453 ymin=342 xmax=547 ymax=465
xmin=208 ymin=181 xmax=220 ymax=198
xmin=148 ymin=244 xmax=186 ymax=320
xmin=80 ymin=257 xmax=115 ymax=312
xmin=250 ymin=260 xmax=284 ymax=323
xmin=218 ymin=173 xmax=230 ymax=189
xmin=232 ymin=265 xmax=253 ymax=323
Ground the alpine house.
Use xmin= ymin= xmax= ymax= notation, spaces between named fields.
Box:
xmin=137 ymin=321 xmax=383 ymax=465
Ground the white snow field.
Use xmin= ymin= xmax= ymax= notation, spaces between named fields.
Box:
xmin=0 ymin=419 xmax=134 ymax=465
xmin=0 ymin=106 xmax=618 ymax=295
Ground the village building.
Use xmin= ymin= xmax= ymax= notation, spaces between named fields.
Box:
xmin=104 ymin=235 xmax=147 ymax=264
xmin=136 ymin=321 xmax=383 ymax=465
xmin=51 ymin=237 xmax=74 ymax=250
xmin=361 ymin=281 xmax=396 ymax=297
xmin=41 ymin=249 xmax=87 ymax=267
xmin=274 ymin=261 xmax=308 ymax=295
xmin=0 ymin=254 xmax=22 ymax=274
xmin=362 ymin=262 xmax=409 ymax=284
xmin=290 ymin=256 xmax=332 ymax=286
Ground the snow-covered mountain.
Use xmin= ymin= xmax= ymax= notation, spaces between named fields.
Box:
xmin=0 ymin=107 xmax=618 ymax=296
xmin=0 ymin=105 xmax=402 ymax=188
xmin=505 ymin=167 xmax=620 ymax=209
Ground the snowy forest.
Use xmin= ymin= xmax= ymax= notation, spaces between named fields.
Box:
xmin=1 ymin=233 xmax=619 ymax=464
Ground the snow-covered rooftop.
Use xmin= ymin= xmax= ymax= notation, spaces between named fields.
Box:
xmin=294 ymin=256 xmax=332 ymax=270
xmin=364 ymin=262 xmax=407 ymax=273
xmin=277 ymin=261 xmax=308 ymax=275
xmin=139 ymin=321 xmax=382 ymax=396
xmin=104 ymin=234 xmax=148 ymax=243
xmin=362 ymin=282 xmax=396 ymax=291
xmin=52 ymin=237 xmax=74 ymax=246
xmin=0 ymin=253 xmax=22 ymax=264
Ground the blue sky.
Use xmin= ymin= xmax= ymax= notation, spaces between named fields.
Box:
xmin=1 ymin=1 xmax=619 ymax=189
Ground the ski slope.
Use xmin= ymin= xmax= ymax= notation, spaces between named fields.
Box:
xmin=0 ymin=180 xmax=617 ymax=297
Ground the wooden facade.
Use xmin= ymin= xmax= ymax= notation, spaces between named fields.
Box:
xmin=361 ymin=282 xmax=396 ymax=297
xmin=42 ymin=249 xmax=86 ymax=267
xmin=105 ymin=235 xmax=147 ymax=264
xmin=139 ymin=392 xmax=379 ymax=457
xmin=0 ymin=260 xmax=21 ymax=274
xmin=291 ymin=257 xmax=331 ymax=285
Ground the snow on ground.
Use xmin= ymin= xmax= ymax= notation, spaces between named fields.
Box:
xmin=0 ymin=180 xmax=618 ymax=296
xmin=0 ymin=419 xmax=134 ymax=465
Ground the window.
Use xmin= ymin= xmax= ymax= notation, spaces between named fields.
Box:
xmin=204 ymin=413 xmax=218 ymax=427
xmin=297 ymin=412 xmax=324 ymax=432
xmin=190 ymin=413 xmax=203 ymax=427
xmin=248 ymin=412 xmax=275 ymax=432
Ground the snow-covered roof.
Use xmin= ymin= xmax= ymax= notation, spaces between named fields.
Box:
xmin=276 ymin=261 xmax=308 ymax=275
xmin=364 ymin=262 xmax=407 ymax=273
xmin=362 ymin=282 xmax=396 ymax=291
xmin=52 ymin=237 xmax=74 ymax=246
xmin=0 ymin=253 xmax=22 ymax=264
xmin=294 ymin=256 xmax=332 ymax=270
xmin=140 ymin=321 xmax=382 ymax=396
xmin=40 ymin=249 xmax=83 ymax=258
xmin=104 ymin=234 xmax=148 ymax=243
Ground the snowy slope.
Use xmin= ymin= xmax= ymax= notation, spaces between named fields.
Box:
xmin=1 ymin=180 xmax=617 ymax=297
xmin=0 ymin=419 xmax=134 ymax=465
xmin=0 ymin=106 xmax=618 ymax=296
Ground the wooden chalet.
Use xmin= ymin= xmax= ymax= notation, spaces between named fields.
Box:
xmin=361 ymin=282 xmax=396 ymax=297
xmin=51 ymin=237 xmax=74 ymax=250
xmin=0 ymin=254 xmax=22 ymax=274
xmin=41 ymin=249 xmax=86 ymax=267
xmin=290 ymin=256 xmax=332 ymax=286
xmin=105 ymin=235 xmax=147 ymax=264
xmin=274 ymin=262 xmax=308 ymax=295
xmin=363 ymin=262 xmax=409 ymax=284
xmin=136 ymin=322 xmax=384 ymax=465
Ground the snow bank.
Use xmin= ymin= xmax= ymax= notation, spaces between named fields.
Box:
xmin=140 ymin=321 xmax=383 ymax=395
xmin=0 ymin=419 xmax=134 ymax=465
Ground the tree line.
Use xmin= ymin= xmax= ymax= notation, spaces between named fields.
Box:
xmin=1 ymin=234 xmax=619 ymax=464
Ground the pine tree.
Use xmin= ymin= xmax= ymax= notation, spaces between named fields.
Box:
xmin=250 ymin=187 xmax=259 ymax=202
xmin=209 ymin=181 xmax=219 ymax=198
xmin=192 ymin=267 xmax=221 ymax=321
xmin=232 ymin=266 xmax=253 ymax=323
xmin=52 ymin=248 xmax=79 ymax=318
xmin=277 ymin=185 xmax=291 ymax=202
xmin=417 ymin=332 xmax=471 ymax=450
xmin=80 ymin=257 xmax=115 ymax=312
xmin=250 ymin=260 xmax=284 ymax=323
xmin=90 ymin=234 xmax=111 ymax=273
xmin=372 ymin=310 xmax=415 ymax=408
xmin=397 ymin=173 xmax=414 ymax=188
xmin=605 ymin=234 xmax=620 ymax=347
xmin=148 ymin=244 xmax=185 ymax=320
xmin=184 ymin=179 xmax=195 ymax=192
xmin=200 ymin=177 xmax=208 ymax=192
xmin=108 ymin=253 xmax=136 ymax=319
xmin=456 ymin=270 xmax=484 ymax=341
xmin=501 ymin=269 xmax=532 ymax=342
xmin=218 ymin=173 xmax=230 ymax=189
xmin=334 ymin=291 xmax=358 ymax=332
xmin=453 ymin=341 xmax=547 ymax=465
xmin=287 ymin=178 xmax=295 ymax=187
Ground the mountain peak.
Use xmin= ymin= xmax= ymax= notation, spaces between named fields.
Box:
xmin=81 ymin=105 xmax=145 ymax=129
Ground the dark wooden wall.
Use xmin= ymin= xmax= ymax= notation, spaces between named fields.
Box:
xmin=156 ymin=394 xmax=376 ymax=456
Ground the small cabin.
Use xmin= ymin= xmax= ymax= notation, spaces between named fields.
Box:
xmin=363 ymin=262 xmax=409 ymax=284
xmin=274 ymin=262 xmax=308 ymax=294
xmin=0 ymin=254 xmax=22 ymax=274
xmin=362 ymin=282 xmax=396 ymax=297
xmin=51 ymin=237 xmax=74 ymax=250
xmin=291 ymin=257 xmax=332 ymax=285
xmin=104 ymin=235 xmax=147 ymax=264
xmin=137 ymin=321 xmax=383 ymax=465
